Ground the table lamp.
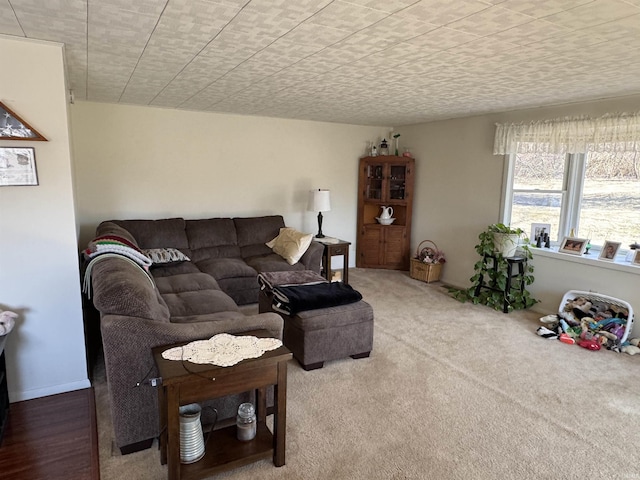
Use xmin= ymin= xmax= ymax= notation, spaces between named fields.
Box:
xmin=308 ymin=189 xmax=331 ymax=238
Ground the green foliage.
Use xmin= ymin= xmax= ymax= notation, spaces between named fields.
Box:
xmin=449 ymin=224 xmax=538 ymax=312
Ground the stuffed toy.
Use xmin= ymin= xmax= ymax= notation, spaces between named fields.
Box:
xmin=0 ymin=310 xmax=17 ymax=336
xmin=560 ymin=297 xmax=594 ymax=325
xmin=571 ymin=298 xmax=594 ymax=320
xmin=621 ymin=345 xmax=640 ymax=356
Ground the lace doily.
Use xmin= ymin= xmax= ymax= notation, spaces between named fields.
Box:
xmin=161 ymin=333 xmax=283 ymax=367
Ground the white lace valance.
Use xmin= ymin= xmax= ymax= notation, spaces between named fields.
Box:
xmin=494 ymin=113 xmax=640 ymax=155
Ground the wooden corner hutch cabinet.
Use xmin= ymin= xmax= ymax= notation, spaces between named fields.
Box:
xmin=356 ymin=155 xmax=414 ymax=270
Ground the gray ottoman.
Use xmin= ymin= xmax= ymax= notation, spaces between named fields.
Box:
xmin=258 ymin=271 xmax=374 ymax=370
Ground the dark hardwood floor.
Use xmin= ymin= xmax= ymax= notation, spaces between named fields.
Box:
xmin=0 ymin=388 xmax=99 ymax=480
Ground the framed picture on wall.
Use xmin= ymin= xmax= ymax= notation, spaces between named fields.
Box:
xmin=559 ymin=236 xmax=588 ymax=255
xmin=0 ymin=147 xmax=38 ymax=186
xmin=0 ymin=101 xmax=47 ymax=141
xmin=598 ymin=240 xmax=621 ymax=261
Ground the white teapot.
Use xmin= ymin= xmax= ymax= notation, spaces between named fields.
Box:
xmin=380 ymin=206 xmax=393 ymax=219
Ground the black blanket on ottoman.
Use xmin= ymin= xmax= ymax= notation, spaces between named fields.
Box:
xmin=271 ymin=282 xmax=363 ymax=315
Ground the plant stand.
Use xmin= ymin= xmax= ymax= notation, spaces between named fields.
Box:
xmin=473 ymin=255 xmax=527 ymax=313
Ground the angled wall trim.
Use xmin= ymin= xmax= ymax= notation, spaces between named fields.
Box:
xmin=0 ymin=100 xmax=47 ymax=141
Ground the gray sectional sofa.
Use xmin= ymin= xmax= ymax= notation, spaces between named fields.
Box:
xmin=84 ymin=215 xmax=323 ymax=454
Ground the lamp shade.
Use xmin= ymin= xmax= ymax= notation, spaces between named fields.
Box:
xmin=308 ymin=189 xmax=331 ymax=212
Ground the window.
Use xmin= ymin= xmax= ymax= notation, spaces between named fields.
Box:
xmin=503 ymin=147 xmax=640 ymax=249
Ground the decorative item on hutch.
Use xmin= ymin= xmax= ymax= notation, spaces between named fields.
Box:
xmin=379 ymin=138 xmax=389 ymax=155
xmin=393 ymin=133 xmax=400 ymax=156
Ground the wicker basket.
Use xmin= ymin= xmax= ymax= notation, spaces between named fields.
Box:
xmin=410 ymin=240 xmax=443 ymax=283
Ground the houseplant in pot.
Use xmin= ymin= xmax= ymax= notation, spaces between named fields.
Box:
xmin=490 ymin=223 xmax=522 ymax=258
xmin=450 ymin=224 xmax=538 ymax=312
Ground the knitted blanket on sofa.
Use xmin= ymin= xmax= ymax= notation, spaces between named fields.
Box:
xmin=82 ymin=235 xmax=154 ymax=298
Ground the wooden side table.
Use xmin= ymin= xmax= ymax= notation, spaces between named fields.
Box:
xmin=152 ymin=330 xmax=292 ymax=480
xmin=317 ymin=238 xmax=351 ymax=284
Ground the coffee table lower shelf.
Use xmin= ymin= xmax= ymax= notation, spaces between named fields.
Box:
xmin=180 ymin=423 xmax=273 ymax=480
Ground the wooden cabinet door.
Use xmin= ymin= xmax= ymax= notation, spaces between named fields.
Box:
xmin=359 ymin=225 xmax=383 ymax=268
xmin=383 ymin=227 xmax=407 ymax=268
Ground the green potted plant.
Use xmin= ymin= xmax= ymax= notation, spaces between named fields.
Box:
xmin=450 ymin=224 xmax=538 ymax=312
xmin=489 ymin=223 xmax=523 ymax=257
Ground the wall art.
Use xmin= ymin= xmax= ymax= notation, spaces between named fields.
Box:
xmin=0 ymin=147 xmax=38 ymax=186
xmin=0 ymin=101 xmax=46 ymax=141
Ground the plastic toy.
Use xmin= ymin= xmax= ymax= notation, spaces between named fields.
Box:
xmin=578 ymin=339 xmax=601 ymax=351
xmin=559 ymin=333 xmax=575 ymax=345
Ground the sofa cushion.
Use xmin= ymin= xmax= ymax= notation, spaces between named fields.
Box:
xmin=186 ymin=218 xmax=241 ymax=263
xmin=196 ymin=257 xmax=257 ymax=280
xmin=234 ymin=216 xmax=285 ymax=258
xmin=245 ymin=253 xmax=307 ymax=273
xmin=217 ymin=277 xmax=262 ymax=305
xmin=267 ymin=227 xmax=313 ymax=265
xmin=186 ymin=218 xmax=238 ymax=250
xmin=170 ymin=311 xmax=246 ymax=324
xmin=161 ymin=290 xmax=240 ymax=317
xmin=154 ymin=273 xmax=221 ymax=295
xmin=112 ymin=218 xmax=189 ymax=250
xmin=149 ymin=262 xmax=201 ymax=278
xmin=90 ymin=257 xmax=170 ymax=322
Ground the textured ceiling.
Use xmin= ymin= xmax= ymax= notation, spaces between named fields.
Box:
xmin=2 ymin=0 xmax=640 ymax=126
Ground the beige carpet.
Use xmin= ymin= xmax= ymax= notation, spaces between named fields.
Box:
xmin=96 ymin=268 xmax=640 ymax=479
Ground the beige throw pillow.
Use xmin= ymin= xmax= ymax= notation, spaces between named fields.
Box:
xmin=267 ymin=227 xmax=313 ymax=265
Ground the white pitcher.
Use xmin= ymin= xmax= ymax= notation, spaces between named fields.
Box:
xmin=380 ymin=206 xmax=393 ymax=219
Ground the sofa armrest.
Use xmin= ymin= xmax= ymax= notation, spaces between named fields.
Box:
xmin=100 ymin=312 xmax=283 ymax=449
xmin=299 ymin=241 xmax=324 ymax=273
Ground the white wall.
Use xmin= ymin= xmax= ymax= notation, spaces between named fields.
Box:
xmin=71 ymin=102 xmax=388 ymax=262
xmin=0 ymin=36 xmax=89 ymax=401
xmin=399 ymin=95 xmax=640 ymax=335
xmin=70 ymin=89 xmax=640 ymax=339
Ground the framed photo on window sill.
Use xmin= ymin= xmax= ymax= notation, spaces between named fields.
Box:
xmin=632 ymin=250 xmax=640 ymax=266
xmin=599 ymin=240 xmax=621 ymax=261
xmin=559 ymin=236 xmax=588 ymax=255
xmin=530 ymin=223 xmax=551 ymax=246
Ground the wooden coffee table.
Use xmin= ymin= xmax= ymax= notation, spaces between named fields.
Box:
xmin=152 ymin=330 xmax=292 ymax=480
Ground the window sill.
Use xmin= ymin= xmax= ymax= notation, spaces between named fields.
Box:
xmin=530 ymin=246 xmax=640 ymax=274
